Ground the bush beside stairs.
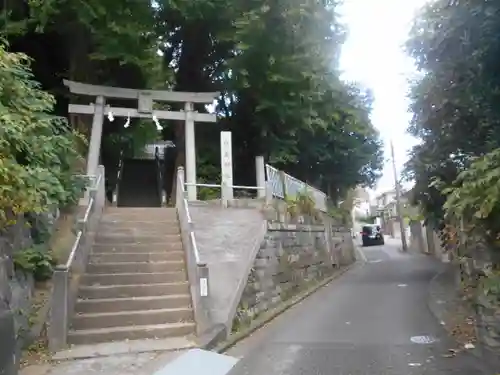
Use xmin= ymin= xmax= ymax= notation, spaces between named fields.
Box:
xmin=69 ymin=207 xmax=195 ymax=345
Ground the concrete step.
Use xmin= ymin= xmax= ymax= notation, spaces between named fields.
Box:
xmin=98 ymin=222 xmax=180 ymax=234
xmin=92 ymin=243 xmax=183 ymax=254
xmin=103 ymin=209 xmax=177 ymax=221
xmin=78 ymin=282 xmax=189 ymax=299
xmin=86 ymin=261 xmax=185 ymax=274
xmin=101 ymin=215 xmax=176 ymax=222
xmin=104 ymin=207 xmax=177 ymax=215
xmin=89 ymin=251 xmax=184 ymax=263
xmin=67 ymin=322 xmax=195 ymax=345
xmin=101 ymin=215 xmax=177 ymax=223
xmin=75 ymin=294 xmax=192 ymax=313
xmin=94 ymin=234 xmax=181 ymax=245
xmin=71 ymin=307 xmax=194 ymax=330
xmin=81 ymin=272 xmax=186 ymax=286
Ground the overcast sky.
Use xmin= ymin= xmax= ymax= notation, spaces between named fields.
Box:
xmin=339 ymin=0 xmax=428 ymax=197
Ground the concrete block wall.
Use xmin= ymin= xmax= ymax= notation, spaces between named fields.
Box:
xmin=233 ymin=221 xmax=352 ymax=330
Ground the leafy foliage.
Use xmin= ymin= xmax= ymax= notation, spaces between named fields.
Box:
xmin=405 ymin=0 xmax=500 ymax=225
xmin=405 ymin=0 xmax=500 ymax=304
xmin=284 ymin=190 xmax=318 ymax=221
xmin=13 ymin=245 xmax=56 ymax=281
xmin=0 ymin=42 xmax=85 ymax=224
xmin=436 ymin=149 xmax=500 ymax=246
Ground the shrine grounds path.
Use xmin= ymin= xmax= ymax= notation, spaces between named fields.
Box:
xmin=225 ymin=240 xmax=488 ymax=375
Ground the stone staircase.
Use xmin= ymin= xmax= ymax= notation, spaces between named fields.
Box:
xmin=69 ymin=207 xmax=195 ymax=345
xmin=118 ymin=159 xmax=161 ymax=207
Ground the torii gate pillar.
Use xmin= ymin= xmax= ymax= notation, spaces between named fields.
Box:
xmin=184 ymin=102 xmax=197 ymax=201
xmin=87 ymin=95 xmax=105 ymax=176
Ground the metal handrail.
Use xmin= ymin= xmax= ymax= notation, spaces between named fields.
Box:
xmin=175 ymin=167 xmax=211 ymax=333
xmin=265 ymin=163 xmax=327 ymax=212
xmin=59 ymin=171 xmax=103 ymax=270
xmin=155 ymin=147 xmax=166 ymax=205
xmin=178 ymin=173 xmax=204 ymax=266
xmin=49 ymin=166 xmax=106 ymax=351
xmin=184 ymin=182 xmax=264 ymax=190
xmin=112 ymin=149 xmax=124 ymax=205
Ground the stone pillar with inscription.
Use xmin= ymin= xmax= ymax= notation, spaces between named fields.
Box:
xmin=220 ymin=131 xmax=233 ymax=206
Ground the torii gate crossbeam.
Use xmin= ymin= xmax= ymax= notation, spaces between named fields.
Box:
xmin=64 ymin=80 xmax=219 ymax=201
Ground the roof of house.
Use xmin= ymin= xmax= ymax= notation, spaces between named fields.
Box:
xmin=375 ymin=190 xmax=396 ymax=200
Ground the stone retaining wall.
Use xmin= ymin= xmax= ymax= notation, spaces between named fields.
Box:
xmin=0 ymin=211 xmax=58 ymax=367
xmin=457 ymin=242 xmax=500 ymax=369
xmin=0 ymin=216 xmax=34 ymax=373
xmin=233 ymin=221 xmax=353 ymax=330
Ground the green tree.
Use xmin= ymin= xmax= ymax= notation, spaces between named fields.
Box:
xmin=0 ymin=42 xmax=84 ymax=223
xmin=404 ymin=0 xmax=500 ymax=224
xmin=3 ymin=0 xmax=384 ymax=205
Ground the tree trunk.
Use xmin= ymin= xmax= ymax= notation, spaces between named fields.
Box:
xmin=169 ymin=21 xmax=211 ymax=204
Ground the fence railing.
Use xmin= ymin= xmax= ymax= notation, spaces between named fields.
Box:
xmin=184 ymin=181 xmax=266 ymax=207
xmin=112 ymin=149 xmax=124 ymax=206
xmin=265 ymin=164 xmax=327 ymax=212
xmin=155 ymin=147 xmax=166 ymax=205
xmin=48 ymin=165 xmax=106 ymax=351
xmin=175 ymin=167 xmax=212 ymax=334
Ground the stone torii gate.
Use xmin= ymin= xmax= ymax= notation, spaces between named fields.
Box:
xmin=63 ymin=80 xmax=218 ymax=201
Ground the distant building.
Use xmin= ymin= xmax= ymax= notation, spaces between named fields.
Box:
xmin=352 ymin=187 xmax=371 ymax=220
xmin=372 ymin=188 xmax=409 ymax=237
xmin=374 ymin=190 xmax=396 ymax=209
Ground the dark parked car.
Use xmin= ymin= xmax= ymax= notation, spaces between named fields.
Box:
xmin=361 ymin=224 xmax=384 ymax=246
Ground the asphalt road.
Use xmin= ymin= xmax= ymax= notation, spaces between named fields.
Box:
xmin=226 ymin=240 xmax=487 ymax=375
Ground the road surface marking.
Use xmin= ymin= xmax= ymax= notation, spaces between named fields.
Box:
xmin=271 ymin=344 xmax=302 ymax=374
xmin=410 ymin=335 xmax=437 ymax=344
xmin=356 ymin=247 xmax=368 ymax=262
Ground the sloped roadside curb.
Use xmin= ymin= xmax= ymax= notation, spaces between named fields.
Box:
xmin=426 ymin=265 xmax=497 ymax=373
xmin=213 ymin=262 xmax=357 ymax=354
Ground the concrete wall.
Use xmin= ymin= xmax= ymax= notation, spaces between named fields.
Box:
xmin=409 ymin=221 xmax=428 ymax=254
xmin=408 ymin=224 xmax=451 ymax=263
xmin=232 ymin=220 xmax=353 ymax=330
xmin=188 ymin=198 xmax=355 ymax=334
xmin=188 ymin=202 xmax=267 ymax=329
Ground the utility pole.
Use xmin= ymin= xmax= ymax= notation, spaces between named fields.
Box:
xmin=391 ymin=140 xmax=408 ymax=252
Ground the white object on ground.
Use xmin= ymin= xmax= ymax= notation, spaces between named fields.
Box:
xmin=153 ymin=349 xmax=238 ymax=375
xmin=410 ymin=335 xmax=437 ymax=344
